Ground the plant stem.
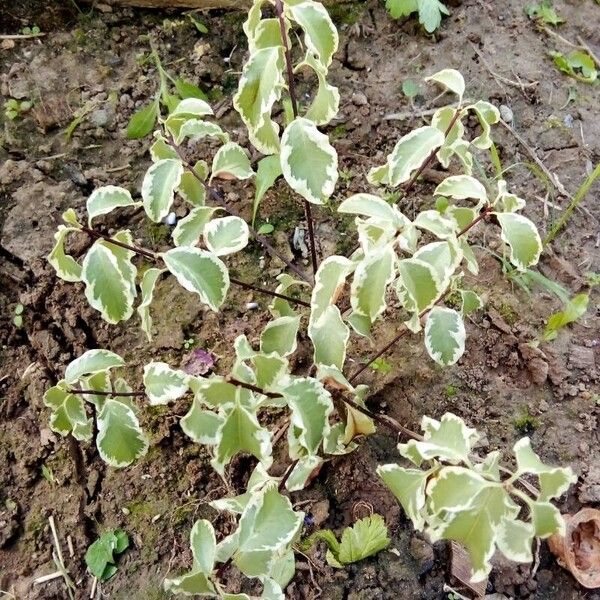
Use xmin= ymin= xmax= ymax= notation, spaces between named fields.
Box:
xmin=82 ymin=226 xmax=308 ymax=307
xmin=274 ymin=0 xmax=319 ymax=279
xmin=227 ymin=377 xmax=287 ymax=399
xmin=165 ymin=136 xmax=312 ymax=283
xmin=544 ymin=163 xmax=600 ymax=246
xmin=68 ymin=388 xmax=145 ymax=397
xmin=278 ymin=458 xmax=300 ymax=491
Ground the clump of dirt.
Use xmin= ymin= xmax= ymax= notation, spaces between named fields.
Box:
xmin=1 ymin=0 xmax=600 ymax=599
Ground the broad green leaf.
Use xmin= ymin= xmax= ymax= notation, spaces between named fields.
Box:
xmin=413 ymin=210 xmax=457 ymax=239
xmin=150 ymin=135 xmax=179 ymax=161
xmin=234 ymin=484 xmax=303 ymax=578
xmin=336 ymin=514 xmax=390 ymax=565
xmin=280 ymin=117 xmax=338 ymax=205
xmin=164 ymin=569 xmax=215 ymax=596
xmin=81 ymin=243 xmax=134 ymax=324
xmin=234 ymin=46 xmax=285 ymax=155
xmin=181 ymin=399 xmax=224 ymax=445
xmin=397 ymin=257 xmax=442 ymax=313
xmin=203 ymin=215 xmax=250 ymax=256
xmin=434 ymin=175 xmax=488 ymax=202
xmin=543 ymin=293 xmax=589 ymax=341
xmin=550 ymin=49 xmax=597 ymax=83
xmin=85 ymin=531 xmax=129 ymax=580
xmin=425 ymin=69 xmax=465 ymax=100
xmin=174 ymin=78 xmax=208 ymax=101
xmin=418 ymin=0 xmax=450 ymax=32
xmin=44 ymin=383 xmax=92 ymax=441
xmin=428 ymin=467 xmax=491 ymax=513
xmin=212 ymin=402 xmax=272 ymax=474
xmin=171 ymin=97 xmax=213 ymax=117
xmin=285 ymin=378 xmax=333 ymax=457
xmin=137 ymin=267 xmax=165 ymax=341
xmin=61 ymin=208 xmax=82 ymax=228
xmin=385 ymin=0 xmax=417 ymax=19
xmin=413 ymin=240 xmax=460 ymax=289
xmin=252 ymin=354 xmax=289 ymax=392
xmin=173 ymin=119 xmax=227 ymax=145
xmin=424 ymin=306 xmax=465 ymax=366
xmin=172 ymin=206 xmax=217 ymax=247
xmin=496 ymin=212 xmax=542 ymax=271
xmin=285 ymin=455 xmax=323 ymax=492
xmin=399 ymin=412 xmax=478 ymax=466
xmin=260 ymin=316 xmax=300 ymax=357
xmin=126 ymin=99 xmax=158 ymax=139
xmin=87 ymin=186 xmax=136 ymax=226
xmin=96 ymin=399 xmax=148 ymax=467
xmin=311 ymin=256 xmax=353 ymax=317
xmin=141 ymin=158 xmax=184 ymax=222
xmin=496 ymin=517 xmax=534 ymax=563
xmin=368 ymin=126 xmax=444 ymax=187
xmin=530 ymin=501 xmax=565 ymax=538
xmin=460 ymin=289 xmax=483 ymax=315
xmin=338 ymin=193 xmax=397 ymax=223
xmin=190 ymin=519 xmax=216 ymax=574
xmin=512 ymin=438 xmax=576 ymax=500
xmin=253 ymin=155 xmax=282 ymax=225
xmin=162 ymin=247 xmax=229 ymax=311
xmin=377 ymin=464 xmax=428 ymax=529
xmin=47 ymin=226 xmax=82 ymax=283
xmin=210 ymin=142 xmax=254 ymax=181
xmin=467 ymin=100 xmax=500 ymax=149
xmin=309 ymin=305 xmax=349 ymax=369
xmin=98 ymin=230 xmax=137 ymax=302
xmin=494 ymin=179 xmax=525 ymax=213
xmin=350 ymin=246 xmax=395 ymax=323
xmin=64 ymin=349 xmax=124 ymax=384
xmin=286 ymin=1 xmax=338 ymax=66
xmin=143 ymin=362 xmax=189 ymax=405
xmin=178 ymin=170 xmax=207 ymax=207
xmin=297 ymin=51 xmax=340 ymax=125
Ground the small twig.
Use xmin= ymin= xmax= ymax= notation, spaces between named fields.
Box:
xmin=384 ymin=101 xmax=467 ymax=121
xmin=89 ymin=577 xmax=98 ymax=600
xmin=48 ymin=516 xmax=76 ymax=600
xmin=226 ymin=377 xmax=285 ymax=400
xmin=68 ymin=388 xmax=145 ymax=397
xmin=278 ymin=459 xmax=300 ymax=491
xmin=0 ymin=33 xmax=45 ymax=40
xmin=229 ymin=277 xmax=310 ymax=308
xmin=33 ymin=572 xmax=63 ymax=585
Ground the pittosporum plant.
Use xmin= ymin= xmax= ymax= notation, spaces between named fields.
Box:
xmin=44 ymin=0 xmax=573 ymax=595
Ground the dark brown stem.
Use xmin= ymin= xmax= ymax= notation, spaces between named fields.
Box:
xmin=68 ymin=388 xmax=146 ymax=397
xmin=229 ymin=277 xmax=310 ymax=308
xmin=81 ymin=226 xmax=158 ymax=261
xmin=274 ymin=0 xmax=319 ymax=279
xmin=165 ymin=135 xmax=311 ymax=283
xmin=227 ymin=377 xmax=285 ymax=400
xmin=278 ymin=458 xmax=300 ymax=491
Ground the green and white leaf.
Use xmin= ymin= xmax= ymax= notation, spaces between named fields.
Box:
xmin=178 ymin=171 xmax=206 ymax=207
xmin=285 ymin=455 xmax=324 ymax=492
xmin=162 ymin=247 xmax=229 ymax=311
xmin=203 ymin=216 xmax=250 ymax=256
xmin=260 ymin=316 xmax=300 ymax=357
xmin=368 ymin=126 xmax=444 ymax=187
xmin=467 ymin=100 xmax=500 ymax=149
xmin=280 ymin=117 xmax=338 ymax=205
xmin=309 ymin=305 xmax=349 ymax=369
xmin=65 ymin=349 xmax=124 ymax=384
xmin=530 ymin=501 xmax=565 ymax=538
xmin=172 ymin=206 xmax=217 ymax=247
xmin=141 ymin=158 xmax=184 ymax=222
xmin=297 ymin=51 xmax=340 ymax=125
xmin=210 ymin=142 xmax=254 ymax=181
xmin=137 ymin=267 xmax=165 ymax=341
xmin=413 ymin=210 xmax=457 ymax=239
xmin=434 ymin=175 xmax=488 ymax=202
xmin=44 ymin=382 xmax=93 ymax=441
xmin=311 ymin=255 xmax=353 ymax=317
xmin=86 ymin=186 xmax=137 ymax=226
xmin=174 ymin=119 xmax=228 ymax=145
xmin=425 ymin=69 xmax=465 ymax=100
xmin=96 ymin=399 xmax=148 ymax=467
xmin=171 ymin=98 xmax=213 ymax=118
xmin=397 ymin=257 xmax=443 ymax=314
xmin=424 ymin=306 xmax=465 ymax=366
xmin=254 ymin=155 xmax=282 ymax=225
xmin=47 ymin=226 xmax=82 ymax=282
xmin=181 ymin=400 xmax=224 ymax=445
xmin=496 ymin=517 xmax=534 ymax=563
xmin=143 ymin=362 xmax=189 ymax=405
xmin=495 ymin=212 xmax=542 ymax=272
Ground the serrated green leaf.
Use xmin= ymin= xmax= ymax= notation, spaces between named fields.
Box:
xmin=286 ymin=1 xmax=338 ymax=66
xmin=418 ymin=0 xmax=450 ymax=32
xmin=172 ymin=206 xmax=217 ymax=247
xmin=351 ymin=246 xmax=395 ymax=324
xmin=86 ymin=186 xmax=136 ymax=226
xmin=141 ymin=158 xmax=184 ymax=222
xmin=143 ymin=362 xmax=189 ymax=405
xmin=377 ymin=464 xmax=428 ymax=529
xmin=425 ymin=68 xmax=464 ymax=99
xmin=137 ymin=267 xmax=165 ymax=341
xmin=281 ymin=117 xmax=338 ymax=205
xmin=211 ymin=142 xmax=254 ymax=182
xmin=234 ymin=46 xmax=285 ymax=155
xmin=400 ymin=413 xmax=479 ymax=466
xmin=434 ymin=175 xmax=488 ymax=202
xmin=162 ymin=247 xmax=230 ymax=311
xmin=260 ymin=316 xmax=300 ymax=357
xmin=336 ymin=514 xmax=390 ymax=565
xmin=126 ymin=99 xmax=158 ymax=139
xmin=385 ymin=0 xmax=417 ymax=19
xmin=96 ymin=399 xmax=148 ymax=467
xmin=368 ymin=126 xmax=444 ymax=187
xmin=496 ymin=212 xmax=542 ymax=271
xmin=285 ymin=378 xmax=332 ymax=457
xmin=65 ymin=349 xmax=124 ymax=384
xmin=85 ymin=532 xmax=119 ymax=580
xmin=253 ymin=155 xmax=282 ymax=226
xmin=203 ymin=215 xmax=250 ymax=256
xmin=424 ymin=306 xmax=465 ymax=366
xmin=47 ymin=226 xmax=82 ymax=283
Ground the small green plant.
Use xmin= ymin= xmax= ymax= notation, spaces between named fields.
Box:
xmin=20 ymin=25 xmax=41 ymax=35
xmin=12 ymin=303 xmax=24 ymax=328
xmin=541 ymin=292 xmax=588 ymax=342
xmin=300 ymin=514 xmax=390 ymax=567
xmin=525 ymin=1 xmax=564 ymax=26
xmin=43 ymin=0 xmax=574 ymax=593
xmin=550 ymin=50 xmax=598 ymax=83
xmin=385 ymin=0 xmax=450 ymax=33
xmin=4 ymin=99 xmax=32 ymax=121
xmin=85 ymin=530 xmax=130 ymax=581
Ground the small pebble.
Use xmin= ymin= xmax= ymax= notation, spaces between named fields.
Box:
xmin=563 ymin=114 xmax=574 ymax=128
xmin=499 ymin=104 xmax=513 ymax=123
xmin=246 ymin=302 xmax=259 ymax=310
xmin=352 ymin=91 xmax=368 ymax=106
xmin=164 ymin=212 xmax=177 ymax=226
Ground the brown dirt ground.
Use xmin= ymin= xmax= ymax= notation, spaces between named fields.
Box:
xmin=1 ymin=0 xmax=600 ymax=598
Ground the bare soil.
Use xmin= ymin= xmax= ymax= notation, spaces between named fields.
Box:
xmin=1 ymin=1 xmax=600 ymax=599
